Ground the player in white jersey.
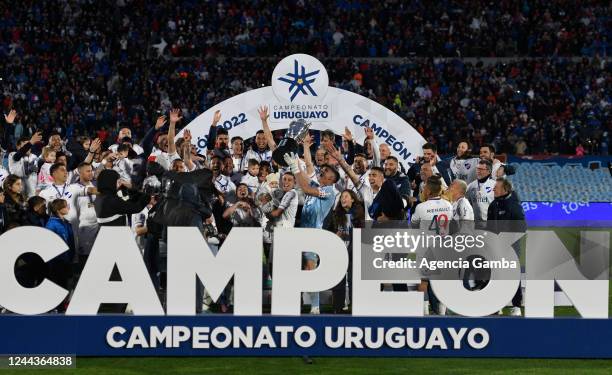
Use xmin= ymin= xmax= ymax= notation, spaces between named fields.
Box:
xmin=9 ymin=132 xmax=42 ymax=197
xmin=39 ymin=163 xmax=96 ymax=251
xmin=449 ymin=179 xmax=475 ymax=221
xmin=466 ymin=159 xmax=495 ymax=224
xmin=479 ymin=144 xmax=515 ymax=179
xmin=411 ymin=175 xmax=453 ymax=315
xmin=340 ymin=153 xmax=370 ymax=192
xmin=270 ymin=173 xmax=299 ymax=229
xmin=412 ymin=176 xmax=454 ymax=231
xmin=448 ymin=141 xmax=479 ymax=184
xmin=72 ymin=163 xmax=99 ymax=267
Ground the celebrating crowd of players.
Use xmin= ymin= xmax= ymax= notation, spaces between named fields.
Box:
xmin=0 ymin=106 xmax=525 ymax=315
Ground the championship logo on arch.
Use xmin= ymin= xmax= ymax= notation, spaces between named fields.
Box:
xmin=272 ymin=54 xmax=329 ymax=105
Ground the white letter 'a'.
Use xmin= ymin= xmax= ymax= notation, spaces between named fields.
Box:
xmin=67 ymin=227 xmax=163 ymax=315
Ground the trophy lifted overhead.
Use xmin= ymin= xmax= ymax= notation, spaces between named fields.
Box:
xmin=272 ymin=118 xmax=312 ymax=167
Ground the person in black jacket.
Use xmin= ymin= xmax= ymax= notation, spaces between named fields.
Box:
xmin=487 ymin=178 xmax=526 ymax=316
xmin=383 ymin=155 xmax=411 ymax=210
xmin=94 ymin=169 xmax=151 ymax=227
xmin=369 ymin=177 xmax=404 ymax=222
xmin=2 ymin=174 xmax=27 ymax=229
xmin=165 ymin=183 xmax=212 ymax=314
xmin=487 ymin=178 xmax=526 ymax=233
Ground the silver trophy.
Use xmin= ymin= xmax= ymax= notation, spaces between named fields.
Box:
xmin=272 ymin=118 xmax=312 ymax=166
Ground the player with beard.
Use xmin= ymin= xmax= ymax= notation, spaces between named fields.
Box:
xmin=203 ymin=110 xmax=227 ymax=155
xmin=407 ymin=143 xmax=454 ymax=191
xmin=479 ymin=144 xmax=516 ymax=179
xmin=383 ymin=156 xmax=411 ymax=209
xmin=342 ymin=153 xmax=369 ymax=191
xmin=240 ymin=106 xmax=274 ymax=167
xmin=211 ymin=155 xmax=236 ymax=203
xmin=448 ymin=140 xmax=479 ymax=184
xmin=466 ymin=159 xmax=496 ymax=225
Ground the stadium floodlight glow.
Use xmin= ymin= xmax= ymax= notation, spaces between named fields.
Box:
xmin=0 ymin=226 xmax=608 ymax=317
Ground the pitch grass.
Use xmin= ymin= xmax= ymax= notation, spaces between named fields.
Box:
xmin=4 ymin=357 xmax=612 ymax=375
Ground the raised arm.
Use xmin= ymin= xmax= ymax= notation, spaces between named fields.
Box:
xmin=302 ymin=133 xmax=315 ymax=177
xmin=364 ymin=127 xmax=380 ymax=167
xmin=206 ymin=110 xmax=222 ymax=151
xmin=167 ymin=108 xmax=182 ymax=155
xmin=84 ymin=138 xmax=101 ymax=164
xmin=326 ymin=143 xmax=360 ymax=187
xmin=343 ymin=126 xmax=355 ymax=164
xmin=13 ymin=131 xmax=42 ymax=161
xmin=182 ymin=129 xmax=195 ymax=171
xmin=283 ymin=153 xmax=320 ymax=197
xmin=258 ymin=106 xmax=276 ymax=151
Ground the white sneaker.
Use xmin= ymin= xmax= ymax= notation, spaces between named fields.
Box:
xmin=437 ymin=303 xmax=447 ymax=316
xmin=510 ymin=307 xmax=522 ymax=316
xmin=310 ymin=306 xmax=320 ymax=315
xmin=424 ymin=303 xmax=430 ymax=316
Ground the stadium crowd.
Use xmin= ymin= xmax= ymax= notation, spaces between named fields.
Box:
xmin=0 ymin=1 xmax=609 ymax=157
xmin=0 ymin=103 xmax=525 ymax=316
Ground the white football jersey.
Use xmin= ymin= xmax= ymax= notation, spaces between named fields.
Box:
xmin=39 ymin=183 xmax=88 ymax=223
xmin=466 ymin=178 xmax=495 ymax=222
xmin=412 ymin=197 xmax=453 ymax=234
xmin=450 ymin=157 xmax=478 ymax=184
xmin=452 ymin=196 xmax=475 ymax=220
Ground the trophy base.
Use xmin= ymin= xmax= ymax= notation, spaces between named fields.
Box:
xmin=272 ymin=138 xmax=298 ymax=167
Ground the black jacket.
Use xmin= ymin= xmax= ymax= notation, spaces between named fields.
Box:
xmin=486 ymin=192 xmax=526 ymax=233
xmin=387 ymin=172 xmax=411 ymax=200
xmin=3 ymin=193 xmax=27 ymax=228
xmin=94 ymin=169 xmax=150 ymax=226
xmin=369 ymin=179 xmax=404 ymax=221
xmin=166 ymin=183 xmax=210 ymax=228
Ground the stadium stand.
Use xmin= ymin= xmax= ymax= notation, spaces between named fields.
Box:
xmin=508 ymin=162 xmax=612 ymax=201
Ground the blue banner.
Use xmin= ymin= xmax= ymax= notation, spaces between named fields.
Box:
xmin=523 ymin=202 xmax=612 ymax=223
xmin=1 ymin=315 xmax=612 ymax=358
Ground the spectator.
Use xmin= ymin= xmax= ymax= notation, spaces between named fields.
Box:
xmin=2 ymin=174 xmax=27 ymax=229
xmin=45 ymin=198 xmax=76 ymax=311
